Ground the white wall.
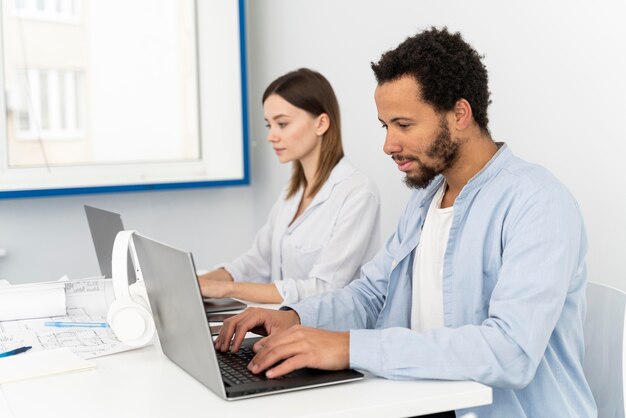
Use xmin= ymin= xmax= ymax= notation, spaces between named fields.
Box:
xmin=244 ymin=0 xmax=626 ymax=290
xmin=1 ymin=0 xmax=625 ymax=291
xmin=0 ymin=187 xmax=258 ymax=282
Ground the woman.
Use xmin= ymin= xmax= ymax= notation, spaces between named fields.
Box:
xmin=198 ymin=68 xmax=380 ymax=304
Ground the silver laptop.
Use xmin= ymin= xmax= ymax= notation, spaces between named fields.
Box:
xmin=132 ymin=233 xmax=364 ymax=400
xmin=84 ymin=205 xmax=246 ymax=314
xmin=84 ymin=205 xmax=136 ymax=283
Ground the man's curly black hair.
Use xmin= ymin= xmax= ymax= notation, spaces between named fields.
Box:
xmin=371 ymin=27 xmax=491 ymax=134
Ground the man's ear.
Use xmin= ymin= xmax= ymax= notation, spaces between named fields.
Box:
xmin=316 ymin=113 xmax=330 ymax=136
xmin=453 ymin=99 xmax=473 ymax=131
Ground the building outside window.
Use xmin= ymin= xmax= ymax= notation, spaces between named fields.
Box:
xmin=2 ymin=0 xmax=199 ymax=168
xmin=14 ymin=0 xmax=79 ymax=23
xmin=15 ymin=68 xmax=84 ymax=141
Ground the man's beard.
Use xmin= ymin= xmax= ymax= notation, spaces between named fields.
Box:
xmin=397 ymin=116 xmax=460 ymax=189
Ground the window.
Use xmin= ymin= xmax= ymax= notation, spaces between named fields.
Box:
xmin=0 ymin=0 xmax=248 ymax=196
xmin=14 ymin=0 xmax=79 ymax=23
xmin=15 ymin=69 xmax=84 ymax=140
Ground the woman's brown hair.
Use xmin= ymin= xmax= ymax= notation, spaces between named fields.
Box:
xmin=262 ymin=68 xmax=344 ymax=199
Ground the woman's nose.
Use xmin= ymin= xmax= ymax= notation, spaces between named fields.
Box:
xmin=266 ymin=128 xmax=278 ymax=143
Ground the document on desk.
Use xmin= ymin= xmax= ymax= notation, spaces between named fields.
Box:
xmin=0 ymin=280 xmax=66 ymax=321
xmin=0 ymin=277 xmax=140 ymax=359
xmin=0 ymin=308 xmax=132 ymax=359
xmin=0 ymin=347 xmax=95 ymax=384
xmin=0 ymin=275 xmax=114 ymax=322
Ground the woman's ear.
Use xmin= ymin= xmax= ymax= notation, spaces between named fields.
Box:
xmin=315 ymin=113 xmax=330 ymax=136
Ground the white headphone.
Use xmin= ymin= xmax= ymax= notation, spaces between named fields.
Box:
xmin=106 ymin=230 xmax=156 ymax=347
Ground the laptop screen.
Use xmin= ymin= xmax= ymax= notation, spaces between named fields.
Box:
xmin=132 ymin=234 xmax=226 ymax=397
xmin=132 ymin=233 xmax=363 ymax=400
xmin=84 ymin=205 xmax=136 ymax=283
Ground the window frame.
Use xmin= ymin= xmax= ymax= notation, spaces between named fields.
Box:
xmin=0 ymin=0 xmax=250 ymax=199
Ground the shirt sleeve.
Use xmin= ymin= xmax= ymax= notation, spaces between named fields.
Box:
xmin=275 ymin=186 xmax=381 ymax=304
xmin=218 ymin=198 xmax=282 ymax=284
xmin=287 ymin=203 xmax=407 ymax=330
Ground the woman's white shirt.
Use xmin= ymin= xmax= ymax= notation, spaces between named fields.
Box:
xmin=220 ymin=158 xmax=381 ymax=304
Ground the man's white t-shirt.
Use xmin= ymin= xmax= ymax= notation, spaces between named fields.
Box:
xmin=410 ymin=182 xmax=454 ymax=331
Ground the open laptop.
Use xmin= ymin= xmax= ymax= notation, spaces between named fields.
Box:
xmin=132 ymin=233 xmax=364 ymax=400
xmin=84 ymin=205 xmax=246 ymax=314
xmin=84 ymin=205 xmax=136 ymax=283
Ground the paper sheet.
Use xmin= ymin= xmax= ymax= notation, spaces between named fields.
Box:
xmin=0 ymin=307 xmax=135 ymax=359
xmin=64 ymin=276 xmax=115 ymax=314
xmin=0 ymin=347 xmax=96 ymax=384
xmin=0 ymin=281 xmax=66 ymax=321
xmin=0 ymin=277 xmax=140 ymax=359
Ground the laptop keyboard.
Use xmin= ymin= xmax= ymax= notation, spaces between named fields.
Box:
xmin=216 ymin=343 xmax=362 ymax=397
xmin=217 ymin=346 xmax=266 ymax=384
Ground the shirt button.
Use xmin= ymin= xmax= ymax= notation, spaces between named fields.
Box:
xmin=391 ymin=260 xmax=397 ymax=268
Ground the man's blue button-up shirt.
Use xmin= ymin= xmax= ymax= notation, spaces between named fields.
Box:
xmin=291 ymin=144 xmax=596 ymax=417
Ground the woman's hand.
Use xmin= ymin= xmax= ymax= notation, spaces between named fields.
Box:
xmin=198 ymin=268 xmax=234 ymax=298
xmin=199 ymin=279 xmax=234 ymax=299
xmin=197 ymin=268 xmax=234 ymax=282
xmin=198 ymin=268 xmax=283 ymax=303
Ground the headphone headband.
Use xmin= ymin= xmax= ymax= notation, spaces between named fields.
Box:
xmin=111 ymin=230 xmax=136 ymax=299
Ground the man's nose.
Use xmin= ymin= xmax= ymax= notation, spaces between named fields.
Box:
xmin=383 ymin=131 xmax=401 ymax=155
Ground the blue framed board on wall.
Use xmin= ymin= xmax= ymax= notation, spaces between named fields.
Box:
xmin=0 ymin=0 xmax=249 ymax=198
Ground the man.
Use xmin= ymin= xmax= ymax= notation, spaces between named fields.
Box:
xmin=215 ymin=27 xmax=596 ymax=417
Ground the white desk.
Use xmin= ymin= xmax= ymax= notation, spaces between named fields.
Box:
xmin=0 ymin=341 xmax=491 ymax=418
xmin=0 ymin=301 xmax=491 ymax=417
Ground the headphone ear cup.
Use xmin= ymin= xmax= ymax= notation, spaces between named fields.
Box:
xmin=107 ymin=282 xmax=155 ymax=347
xmin=128 ymin=281 xmax=151 ymax=311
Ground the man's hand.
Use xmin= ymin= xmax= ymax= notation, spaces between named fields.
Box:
xmin=214 ymin=307 xmax=300 ymax=353
xmin=249 ymin=326 xmax=350 ymax=378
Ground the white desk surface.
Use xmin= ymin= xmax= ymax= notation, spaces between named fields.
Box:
xmin=0 ymin=387 xmax=14 ymax=418
xmin=0 ymin=342 xmax=491 ymax=418
xmin=0 ymin=303 xmax=491 ymax=417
